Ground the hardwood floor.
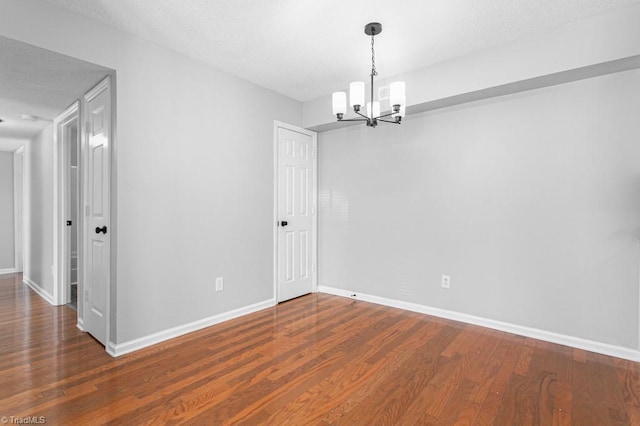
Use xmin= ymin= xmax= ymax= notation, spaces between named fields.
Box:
xmin=1 ymin=273 xmax=639 ymax=425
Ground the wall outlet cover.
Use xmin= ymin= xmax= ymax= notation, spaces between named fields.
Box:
xmin=441 ymin=275 xmax=451 ymax=289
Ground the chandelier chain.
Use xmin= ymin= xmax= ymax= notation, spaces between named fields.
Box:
xmin=371 ymin=36 xmax=377 ymax=77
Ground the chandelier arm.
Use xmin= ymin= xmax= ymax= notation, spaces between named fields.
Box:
xmin=374 ymin=110 xmax=399 ymax=119
xmin=354 ymin=110 xmax=370 ymax=120
xmin=338 ymin=118 xmax=370 ymax=122
xmin=378 ymin=119 xmax=401 ymax=124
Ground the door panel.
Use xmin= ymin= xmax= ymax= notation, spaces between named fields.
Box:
xmin=83 ymin=79 xmax=110 ymax=345
xmin=300 ymin=168 xmax=309 ymax=215
xmin=90 ymin=239 xmax=105 ymax=317
xmin=286 ymin=231 xmax=294 ymax=283
xmin=285 ymin=166 xmax=294 ymax=216
xmin=299 ymin=231 xmax=308 ymax=280
xmin=277 ymin=127 xmax=315 ymax=302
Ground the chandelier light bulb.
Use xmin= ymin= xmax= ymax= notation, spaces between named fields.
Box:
xmin=390 ymin=81 xmax=406 ymax=109
xmin=332 ymin=92 xmax=347 ymax=116
xmin=350 ymin=82 xmax=365 ymax=108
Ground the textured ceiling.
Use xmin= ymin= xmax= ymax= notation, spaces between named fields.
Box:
xmin=0 ymin=35 xmax=111 ymax=140
xmin=41 ymin=0 xmax=640 ymax=102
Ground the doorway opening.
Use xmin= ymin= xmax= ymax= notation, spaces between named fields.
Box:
xmin=54 ymin=76 xmax=114 ymax=348
xmin=0 ymin=34 xmax=115 ymax=352
xmin=55 ymin=103 xmax=80 ymax=311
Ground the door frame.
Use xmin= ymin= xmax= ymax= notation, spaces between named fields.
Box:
xmin=272 ymin=121 xmax=318 ymax=302
xmin=53 ymin=101 xmax=79 ymax=307
xmin=13 ymin=146 xmax=24 ymax=273
xmin=82 ymin=76 xmax=114 ymax=346
xmin=53 ymin=73 xmax=117 ymax=350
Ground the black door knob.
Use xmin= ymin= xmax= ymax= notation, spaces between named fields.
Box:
xmin=95 ymin=226 xmax=107 ymax=234
xmin=281 ymin=221 xmax=288 ymax=227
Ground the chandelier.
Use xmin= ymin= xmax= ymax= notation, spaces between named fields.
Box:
xmin=332 ymin=22 xmax=406 ymax=127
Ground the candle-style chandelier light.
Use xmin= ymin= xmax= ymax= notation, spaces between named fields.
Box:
xmin=332 ymin=22 xmax=406 ymax=127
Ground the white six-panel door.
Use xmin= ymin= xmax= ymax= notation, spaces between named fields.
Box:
xmin=83 ymin=78 xmax=111 ymax=345
xmin=277 ymin=126 xmax=316 ymax=302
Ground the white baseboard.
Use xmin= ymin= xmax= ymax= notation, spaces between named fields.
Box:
xmin=317 ymin=285 xmax=640 ymax=363
xmin=23 ymin=276 xmax=55 ymax=306
xmin=106 ymin=341 xmax=117 ymax=356
xmin=76 ymin=317 xmax=84 ymax=332
xmin=107 ymin=298 xmax=276 ymax=357
xmin=0 ymin=268 xmax=17 ymax=275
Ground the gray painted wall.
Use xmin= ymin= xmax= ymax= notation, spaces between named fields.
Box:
xmin=25 ymin=126 xmax=54 ymax=297
xmin=319 ymin=68 xmax=640 ymax=349
xmin=113 ymin=48 xmax=302 ymax=344
xmin=0 ymin=0 xmax=302 ymax=344
xmin=0 ymin=152 xmax=14 ymax=270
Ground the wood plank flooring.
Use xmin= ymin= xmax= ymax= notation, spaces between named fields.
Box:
xmin=1 ymin=273 xmax=639 ymax=425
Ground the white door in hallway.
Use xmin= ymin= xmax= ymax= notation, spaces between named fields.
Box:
xmin=276 ymin=125 xmax=317 ymax=302
xmin=83 ymin=78 xmax=111 ymax=345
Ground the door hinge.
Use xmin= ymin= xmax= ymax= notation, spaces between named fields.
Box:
xmin=85 ymin=205 xmax=90 ymax=216
xmin=312 ymin=263 xmax=316 ymax=272
xmin=86 ymin=121 xmax=92 ymax=135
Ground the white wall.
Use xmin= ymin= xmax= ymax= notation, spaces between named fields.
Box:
xmin=24 ymin=126 xmax=54 ymax=296
xmin=319 ymin=68 xmax=640 ymax=350
xmin=0 ymin=0 xmax=302 ymax=345
xmin=0 ymin=152 xmax=15 ymax=270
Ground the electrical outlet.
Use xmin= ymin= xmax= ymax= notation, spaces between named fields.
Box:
xmin=441 ymin=275 xmax=451 ymax=289
xmin=215 ymin=277 xmax=224 ymax=292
